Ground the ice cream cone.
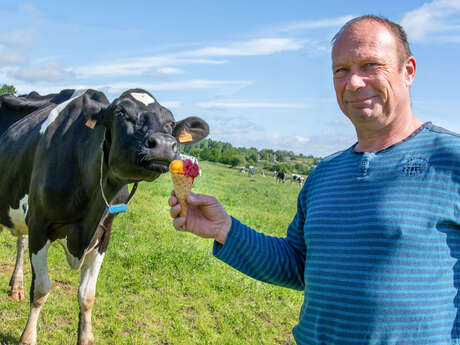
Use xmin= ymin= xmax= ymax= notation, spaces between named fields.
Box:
xmin=171 ymin=173 xmax=193 ymax=217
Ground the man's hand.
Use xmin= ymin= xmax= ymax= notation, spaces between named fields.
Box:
xmin=168 ymin=192 xmax=232 ymax=244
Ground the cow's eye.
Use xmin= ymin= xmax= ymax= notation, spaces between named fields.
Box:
xmin=125 ymin=114 xmax=138 ymax=124
xmin=164 ymin=121 xmax=174 ymax=133
xmin=116 ymin=109 xmax=137 ymax=124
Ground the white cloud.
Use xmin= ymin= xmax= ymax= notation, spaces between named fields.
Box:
xmin=105 ymin=79 xmax=253 ymax=92
xmin=75 ymin=57 xmax=226 ymax=78
xmin=74 ymin=37 xmax=303 ymax=78
xmin=158 ymin=67 xmax=184 ymax=74
xmin=295 ymin=136 xmax=310 ymax=143
xmin=0 ymin=48 xmax=28 ymax=65
xmin=0 ymin=28 xmax=36 ymax=48
xmin=161 ymin=101 xmax=183 ymax=109
xmin=9 ymin=62 xmax=76 ymax=83
xmin=14 ymin=79 xmax=252 ymax=97
xmin=184 ymin=38 xmax=303 ymax=57
xmin=400 ymin=0 xmax=460 ymax=42
xmin=275 ymin=16 xmax=354 ymax=33
xmin=197 ymin=101 xmax=310 ymax=109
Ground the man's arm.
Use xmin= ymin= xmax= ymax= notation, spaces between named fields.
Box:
xmin=169 ymin=192 xmax=307 ymax=290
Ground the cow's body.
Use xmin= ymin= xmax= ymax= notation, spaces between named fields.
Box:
xmin=290 ymin=173 xmax=305 ymax=187
xmin=275 ymin=171 xmax=286 ymax=183
xmin=0 ymin=88 xmax=209 ymax=345
xmin=0 ymin=89 xmax=75 ymax=301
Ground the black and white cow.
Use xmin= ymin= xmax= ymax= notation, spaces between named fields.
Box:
xmin=0 ymin=89 xmax=75 ymax=301
xmin=275 ymin=171 xmax=286 ymax=183
xmin=0 ymin=88 xmax=209 ymax=345
xmin=291 ymin=173 xmax=305 ymax=187
xmin=0 ymin=90 xmax=74 ymax=134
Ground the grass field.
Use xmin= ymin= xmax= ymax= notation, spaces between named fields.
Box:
xmin=0 ymin=161 xmax=304 ymax=345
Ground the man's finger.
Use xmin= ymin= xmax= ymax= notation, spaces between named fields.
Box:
xmin=173 ymin=217 xmax=186 ymax=231
xmin=170 ymin=204 xmax=181 ymax=218
xmin=168 ymin=195 xmax=178 ymax=207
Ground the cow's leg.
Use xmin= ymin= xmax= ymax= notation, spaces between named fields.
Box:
xmin=77 ymin=248 xmax=105 ymax=345
xmin=9 ymin=235 xmax=28 ymax=301
xmin=19 ymin=240 xmax=51 ymax=345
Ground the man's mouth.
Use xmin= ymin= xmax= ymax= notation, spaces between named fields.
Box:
xmin=345 ymin=95 xmax=377 ymax=105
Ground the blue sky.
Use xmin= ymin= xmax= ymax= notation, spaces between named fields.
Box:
xmin=1 ymin=1 xmax=460 ymax=157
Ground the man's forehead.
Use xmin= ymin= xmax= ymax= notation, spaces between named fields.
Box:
xmin=332 ymin=22 xmax=397 ymax=63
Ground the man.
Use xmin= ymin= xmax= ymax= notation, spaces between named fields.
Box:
xmin=169 ymin=15 xmax=460 ymax=345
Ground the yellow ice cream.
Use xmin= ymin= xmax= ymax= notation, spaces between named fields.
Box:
xmin=169 ymin=160 xmax=185 ymax=174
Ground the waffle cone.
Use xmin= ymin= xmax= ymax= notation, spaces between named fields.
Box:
xmin=171 ymin=173 xmax=193 ymax=217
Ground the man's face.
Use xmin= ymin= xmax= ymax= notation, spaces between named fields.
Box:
xmin=332 ymin=21 xmax=415 ymax=129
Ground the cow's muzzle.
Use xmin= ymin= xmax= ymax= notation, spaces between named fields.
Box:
xmin=138 ymin=133 xmax=178 ymax=172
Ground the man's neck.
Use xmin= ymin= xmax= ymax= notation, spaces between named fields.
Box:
xmin=354 ymin=115 xmax=423 ymax=153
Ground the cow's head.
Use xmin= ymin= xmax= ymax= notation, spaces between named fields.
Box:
xmin=86 ymin=89 xmax=209 ymax=182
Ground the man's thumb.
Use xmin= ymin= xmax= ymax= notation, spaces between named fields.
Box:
xmin=187 ymin=193 xmax=215 ymax=206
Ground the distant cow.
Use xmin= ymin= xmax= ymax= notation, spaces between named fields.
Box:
xmin=248 ymin=166 xmax=255 ymax=176
xmin=275 ymin=171 xmax=286 ymax=183
xmin=0 ymin=88 xmax=209 ymax=345
xmin=291 ymin=173 xmax=305 ymax=187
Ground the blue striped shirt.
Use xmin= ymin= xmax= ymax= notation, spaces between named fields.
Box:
xmin=214 ymin=122 xmax=460 ymax=344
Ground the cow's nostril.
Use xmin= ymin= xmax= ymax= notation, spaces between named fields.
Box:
xmin=148 ymin=137 xmax=157 ymax=149
xmin=172 ymin=142 xmax=177 ymax=153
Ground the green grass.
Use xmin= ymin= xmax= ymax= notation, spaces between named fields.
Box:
xmin=0 ymin=161 xmax=303 ymax=345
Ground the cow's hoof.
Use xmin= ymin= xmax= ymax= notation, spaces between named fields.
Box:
xmin=19 ymin=340 xmax=35 ymax=345
xmin=77 ymin=337 xmax=94 ymax=345
xmin=10 ymin=289 xmax=24 ymax=301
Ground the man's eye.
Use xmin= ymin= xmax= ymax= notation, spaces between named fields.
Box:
xmin=334 ymin=68 xmax=347 ymax=77
xmin=364 ymin=63 xmax=378 ymax=68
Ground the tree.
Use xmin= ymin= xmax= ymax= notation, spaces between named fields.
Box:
xmin=246 ymin=149 xmax=258 ymax=164
xmin=0 ymin=84 xmax=16 ymax=96
xmin=259 ymin=149 xmax=274 ymax=161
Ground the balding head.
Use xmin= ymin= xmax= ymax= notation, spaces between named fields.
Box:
xmin=332 ymin=15 xmax=412 ymax=68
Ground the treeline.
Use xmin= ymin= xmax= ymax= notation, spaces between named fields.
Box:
xmin=180 ymin=139 xmax=320 ymax=176
xmin=0 ymin=84 xmax=16 ymax=96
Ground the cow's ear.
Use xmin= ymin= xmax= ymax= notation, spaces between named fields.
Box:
xmin=173 ymin=116 xmax=209 ymax=144
xmin=82 ymin=91 xmax=110 ymax=129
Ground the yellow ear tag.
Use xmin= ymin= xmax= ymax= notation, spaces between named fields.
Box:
xmin=85 ymin=119 xmax=97 ymax=129
xmin=178 ymin=129 xmax=193 ymax=143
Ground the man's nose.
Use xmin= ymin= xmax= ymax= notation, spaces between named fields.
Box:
xmin=346 ymin=72 xmax=366 ymax=92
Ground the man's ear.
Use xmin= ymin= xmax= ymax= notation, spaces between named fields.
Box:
xmin=404 ymin=56 xmax=416 ymax=88
xmin=173 ymin=116 xmax=209 ymax=144
xmin=82 ymin=90 xmax=110 ymax=129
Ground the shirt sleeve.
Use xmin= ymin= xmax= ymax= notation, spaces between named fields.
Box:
xmin=212 ymin=190 xmax=307 ymax=291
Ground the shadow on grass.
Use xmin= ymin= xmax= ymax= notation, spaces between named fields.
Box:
xmin=0 ymin=331 xmax=18 ymax=345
